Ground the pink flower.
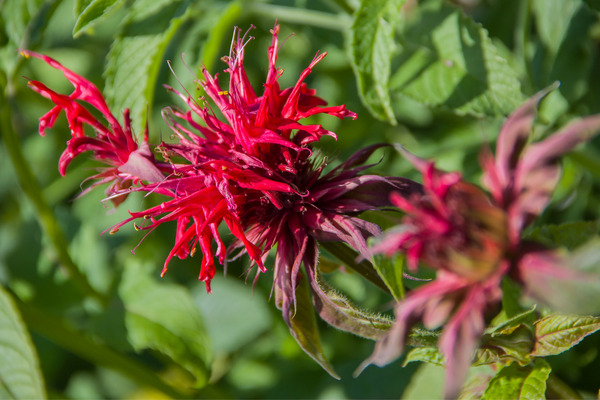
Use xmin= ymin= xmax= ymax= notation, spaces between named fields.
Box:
xmin=363 ymin=89 xmax=600 ymax=398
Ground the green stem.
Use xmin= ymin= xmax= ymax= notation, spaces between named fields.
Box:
xmin=515 ymin=0 xmax=534 ymax=88
xmin=1 ymin=74 xmax=108 ymax=307
xmin=246 ymin=3 xmax=351 ymax=31
xmin=319 ymin=241 xmax=391 ymax=294
xmin=16 ymin=300 xmax=189 ymax=399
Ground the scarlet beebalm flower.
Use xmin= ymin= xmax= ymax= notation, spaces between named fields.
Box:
xmin=363 ymin=89 xmax=600 ymax=398
xmin=25 ymin=25 xmax=420 ymax=323
xmin=22 ymin=50 xmax=164 ymax=203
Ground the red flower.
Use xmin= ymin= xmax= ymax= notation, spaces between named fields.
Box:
xmin=22 ymin=51 xmax=164 ymax=203
xmin=364 ymin=89 xmax=600 ymax=398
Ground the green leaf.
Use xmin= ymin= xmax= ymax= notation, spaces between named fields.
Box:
xmin=525 ymin=221 xmax=600 ymax=251
xmin=531 ymin=0 xmax=595 ymax=103
xmin=350 ymin=0 xmax=407 ymax=124
xmin=104 ymin=0 xmax=194 ymax=135
xmin=403 ymin=346 xmax=444 ymax=366
xmin=0 ymin=286 xmax=46 ymax=399
xmin=73 ymin=0 xmax=125 ymax=38
xmin=483 ymin=359 xmax=551 ymax=400
xmin=389 ymin=0 xmax=523 ymax=117
xmin=310 ymin=267 xmax=392 ymax=340
xmin=119 ymin=262 xmax=211 ymax=386
xmin=193 ymin=275 xmax=272 ymax=354
xmin=531 ymin=314 xmax=600 ymax=357
xmin=286 ymin=272 xmax=340 ymax=379
xmin=372 ymin=252 xmax=405 ymax=301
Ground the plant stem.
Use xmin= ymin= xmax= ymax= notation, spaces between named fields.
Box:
xmin=246 ymin=3 xmax=351 ymax=31
xmin=320 ymin=241 xmax=391 ymax=294
xmin=16 ymin=299 xmax=189 ymax=399
xmin=1 ymin=74 xmax=109 ymax=307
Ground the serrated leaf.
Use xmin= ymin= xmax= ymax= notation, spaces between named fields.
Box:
xmin=73 ymin=0 xmax=125 ymax=38
xmin=525 ymin=221 xmax=600 ymax=251
xmin=483 ymin=359 xmax=551 ymax=400
xmin=287 ymin=272 xmax=340 ymax=379
xmin=309 ymin=267 xmax=392 ymax=340
xmin=389 ymin=0 xmax=523 ymax=117
xmin=350 ymin=0 xmax=407 ymax=124
xmin=119 ymin=262 xmax=211 ymax=386
xmin=0 ymin=286 xmax=46 ymax=399
xmin=403 ymin=346 xmax=444 ymax=366
xmin=531 ymin=314 xmax=600 ymax=357
xmin=104 ymin=0 xmax=193 ymax=135
xmin=372 ymin=252 xmax=405 ymax=301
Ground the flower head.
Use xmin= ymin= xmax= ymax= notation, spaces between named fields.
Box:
xmin=364 ymin=88 xmax=600 ymax=398
xmin=22 ymin=50 xmax=164 ymax=203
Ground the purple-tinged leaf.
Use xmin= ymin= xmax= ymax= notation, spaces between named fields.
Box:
xmin=308 ymin=266 xmax=392 ymax=340
xmin=482 ymin=359 xmax=551 ymax=400
xmin=531 ymin=314 xmax=600 ymax=357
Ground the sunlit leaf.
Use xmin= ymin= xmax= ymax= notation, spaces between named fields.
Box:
xmin=104 ymin=0 xmax=195 ymax=134
xmin=531 ymin=314 xmax=600 ymax=357
xmin=482 ymin=359 xmax=551 ymax=400
xmin=350 ymin=0 xmax=407 ymax=124
xmin=403 ymin=347 xmax=444 ymax=366
xmin=73 ymin=0 xmax=126 ymax=37
xmin=119 ymin=262 xmax=211 ymax=386
xmin=389 ymin=0 xmax=523 ymax=117
xmin=0 ymin=286 xmax=46 ymax=399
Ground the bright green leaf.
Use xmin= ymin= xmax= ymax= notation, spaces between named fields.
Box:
xmin=372 ymin=252 xmax=405 ymax=301
xmin=104 ymin=0 xmax=194 ymax=135
xmin=390 ymin=0 xmax=523 ymax=117
xmin=0 ymin=285 xmax=46 ymax=399
xmin=403 ymin=347 xmax=444 ymax=366
xmin=119 ymin=262 xmax=211 ymax=387
xmin=531 ymin=314 xmax=600 ymax=357
xmin=73 ymin=0 xmax=125 ymax=38
xmin=350 ymin=0 xmax=407 ymax=124
xmin=483 ymin=359 xmax=551 ymax=400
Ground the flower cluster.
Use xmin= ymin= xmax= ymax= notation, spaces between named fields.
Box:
xmin=25 ymin=25 xmax=419 ymax=336
xmin=363 ymin=90 xmax=600 ymax=398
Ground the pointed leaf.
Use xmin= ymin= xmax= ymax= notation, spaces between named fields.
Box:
xmin=73 ymin=0 xmax=126 ymax=38
xmin=403 ymin=346 xmax=444 ymax=366
xmin=286 ymin=272 xmax=340 ymax=379
xmin=531 ymin=314 xmax=600 ymax=357
xmin=389 ymin=0 xmax=523 ymax=117
xmin=483 ymin=359 xmax=551 ymax=400
xmin=349 ymin=0 xmax=407 ymax=124
xmin=309 ymin=267 xmax=393 ymax=340
xmin=119 ymin=262 xmax=211 ymax=386
xmin=372 ymin=252 xmax=405 ymax=301
xmin=0 ymin=286 xmax=46 ymax=399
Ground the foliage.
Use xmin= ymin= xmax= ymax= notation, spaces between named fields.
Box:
xmin=2 ymin=0 xmax=600 ymax=398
